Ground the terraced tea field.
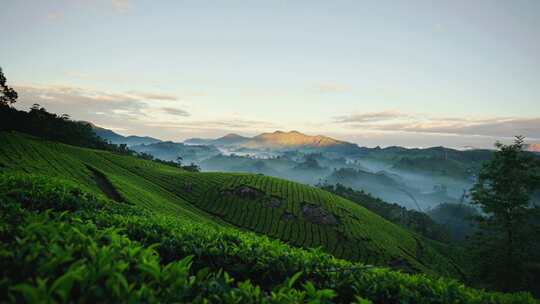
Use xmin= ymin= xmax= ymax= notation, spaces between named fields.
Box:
xmin=0 ymin=131 xmax=459 ymax=276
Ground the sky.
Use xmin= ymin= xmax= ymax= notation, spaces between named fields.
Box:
xmin=1 ymin=0 xmax=539 ymax=148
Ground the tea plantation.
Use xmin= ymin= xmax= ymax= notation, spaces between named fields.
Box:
xmin=0 ymin=131 xmax=537 ymax=303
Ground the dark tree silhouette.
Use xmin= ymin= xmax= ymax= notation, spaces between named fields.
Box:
xmin=0 ymin=67 xmax=18 ymax=107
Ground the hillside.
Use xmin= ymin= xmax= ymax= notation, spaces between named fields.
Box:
xmin=0 ymin=131 xmax=459 ymax=277
xmin=2 ymin=175 xmax=534 ymax=303
xmin=131 ymin=141 xmax=221 ymax=163
xmin=185 ymin=133 xmax=250 ymax=146
xmin=245 ymin=131 xmax=348 ymax=149
xmin=185 ymin=130 xmax=363 ymax=155
xmin=358 ymin=146 xmax=492 ymax=179
xmin=320 ymin=184 xmax=452 ymax=243
xmin=91 ymin=124 xmax=161 ymax=146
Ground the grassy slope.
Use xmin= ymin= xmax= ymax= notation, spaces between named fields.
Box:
xmin=2 ymin=174 xmax=535 ymax=303
xmin=0 ymin=131 xmax=456 ymax=276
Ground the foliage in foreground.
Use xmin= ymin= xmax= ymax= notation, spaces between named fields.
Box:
xmin=0 ymin=174 xmax=536 ymax=303
xmin=0 ymin=131 xmax=458 ymax=276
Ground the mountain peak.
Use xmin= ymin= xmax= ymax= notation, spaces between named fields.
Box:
xmin=189 ymin=129 xmax=360 ymax=153
xmin=271 ymin=130 xmax=304 ymax=135
xmin=526 ymin=143 xmax=540 ymax=152
xmin=221 ymin=133 xmax=244 ymax=139
xmin=248 ymin=130 xmax=351 ymax=149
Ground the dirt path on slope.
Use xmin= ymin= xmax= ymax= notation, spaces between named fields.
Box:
xmin=85 ymin=165 xmax=125 ymax=202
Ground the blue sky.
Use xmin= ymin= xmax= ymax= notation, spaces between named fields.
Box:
xmin=2 ymin=0 xmax=539 ymax=148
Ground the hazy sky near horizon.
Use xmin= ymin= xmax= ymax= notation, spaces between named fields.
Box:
xmin=2 ymin=0 xmax=539 ymax=148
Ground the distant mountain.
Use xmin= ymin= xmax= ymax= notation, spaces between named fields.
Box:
xmin=245 ymin=130 xmax=346 ymax=149
xmin=185 ymin=133 xmax=250 ymax=146
xmin=526 ymin=143 xmax=540 ymax=153
xmin=186 ymin=130 xmax=363 ymax=155
xmin=131 ymin=141 xmax=220 ymax=163
xmin=91 ymin=124 xmax=161 ymax=146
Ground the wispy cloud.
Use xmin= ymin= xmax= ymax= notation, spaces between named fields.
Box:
xmin=145 ymin=118 xmax=279 ymax=132
xmin=130 ymin=92 xmax=178 ymax=101
xmin=386 ymin=118 xmax=540 ymax=138
xmin=12 ymin=83 xmax=279 ymax=140
xmin=161 ymin=107 xmax=190 ymax=117
xmin=111 ymin=0 xmax=132 ymax=12
xmin=334 ymin=111 xmax=406 ymax=123
xmin=314 ymin=83 xmax=350 ymax=93
xmin=46 ymin=11 xmax=63 ymax=21
xmin=14 ymin=84 xmax=183 ymax=120
xmin=334 ymin=110 xmax=540 ymax=139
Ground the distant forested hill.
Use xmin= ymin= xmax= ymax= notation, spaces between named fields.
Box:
xmin=91 ymin=123 xmax=161 ymax=146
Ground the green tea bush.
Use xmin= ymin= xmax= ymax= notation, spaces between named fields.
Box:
xmin=0 ymin=131 xmax=468 ymax=276
xmin=0 ymin=174 xmax=536 ymax=303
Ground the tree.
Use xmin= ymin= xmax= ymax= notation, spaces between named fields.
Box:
xmin=469 ymin=136 xmax=540 ymax=293
xmin=182 ymin=162 xmax=200 ymax=172
xmin=0 ymin=67 xmax=18 ymax=107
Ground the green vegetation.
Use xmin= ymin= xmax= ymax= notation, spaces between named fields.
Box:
xmin=0 ymin=105 xmax=128 ymax=153
xmin=393 ymin=157 xmax=474 ymax=179
xmin=0 ymin=67 xmax=18 ymax=106
xmin=469 ymin=137 xmax=540 ymax=294
xmin=0 ymin=131 xmax=457 ymax=277
xmin=1 ymin=174 xmax=536 ymax=303
xmin=0 ymin=73 xmax=537 ymax=301
xmin=361 ymin=146 xmax=492 ymax=179
xmin=319 ymin=183 xmax=451 ymax=243
xmin=131 ymin=141 xmax=221 ymax=164
xmin=428 ymin=203 xmax=479 ymax=242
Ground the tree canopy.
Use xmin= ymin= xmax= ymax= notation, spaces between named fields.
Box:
xmin=469 ymin=136 xmax=540 ymax=294
xmin=0 ymin=67 xmax=18 ymax=107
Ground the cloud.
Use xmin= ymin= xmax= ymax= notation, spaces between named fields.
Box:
xmin=334 ymin=111 xmax=407 ymax=123
xmin=111 ymin=0 xmax=131 ymax=12
xmin=12 ymin=83 xmax=276 ymax=140
xmin=13 ymin=84 xmax=182 ymax=121
xmin=161 ymin=107 xmax=190 ymax=117
xmin=145 ymin=118 xmax=278 ymax=131
xmin=130 ymin=92 xmax=178 ymax=101
xmin=46 ymin=12 xmax=63 ymax=21
xmin=334 ymin=110 xmax=540 ymax=139
xmin=391 ymin=118 xmax=540 ymax=138
xmin=314 ymin=83 xmax=350 ymax=93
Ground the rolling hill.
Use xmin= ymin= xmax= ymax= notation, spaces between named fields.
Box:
xmin=185 ymin=133 xmax=250 ymax=146
xmin=186 ymin=130 xmax=363 ymax=155
xmin=0 ymin=131 xmax=459 ymax=277
xmin=3 ymin=174 xmax=533 ymax=303
xmin=91 ymin=123 xmax=161 ymax=146
xmin=131 ymin=141 xmax=221 ymax=163
xmin=244 ymin=131 xmax=350 ymax=149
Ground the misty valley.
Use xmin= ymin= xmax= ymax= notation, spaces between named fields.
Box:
xmin=98 ymin=128 xmax=500 ymax=241
xmin=2 ymin=1 xmax=540 ymax=302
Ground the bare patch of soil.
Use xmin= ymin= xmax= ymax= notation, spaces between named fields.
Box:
xmin=301 ymin=203 xmax=338 ymax=225
xmin=281 ymin=212 xmax=297 ymax=221
xmin=263 ymin=196 xmax=282 ymax=208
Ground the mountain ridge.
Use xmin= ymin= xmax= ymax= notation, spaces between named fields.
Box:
xmin=90 ymin=123 xmax=161 ymax=146
xmin=0 ymin=130 xmax=459 ymax=278
xmin=185 ymin=130 xmax=361 ymax=154
xmin=247 ymin=130 xmax=349 ymax=148
xmin=527 ymin=143 xmax=540 ymax=153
